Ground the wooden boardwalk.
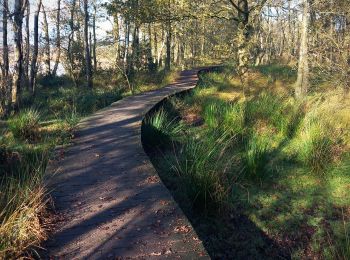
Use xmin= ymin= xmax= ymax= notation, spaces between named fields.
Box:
xmin=43 ymin=69 xmax=210 ymax=259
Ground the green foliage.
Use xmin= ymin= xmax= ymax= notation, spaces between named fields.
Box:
xmin=297 ymin=119 xmax=335 ymax=173
xmin=8 ymin=109 xmax=41 ymax=142
xmin=256 ymin=64 xmax=297 ymax=82
xmin=143 ymin=66 xmax=350 ymax=258
xmin=245 ymin=93 xmax=288 ymax=133
xmin=202 ymin=99 xmax=226 ymax=129
xmin=222 ymin=102 xmax=245 ymax=136
xmin=142 ymin=109 xmax=183 ymax=148
xmin=173 ymin=133 xmax=233 ymax=212
xmin=242 ymin=133 xmax=270 ymax=179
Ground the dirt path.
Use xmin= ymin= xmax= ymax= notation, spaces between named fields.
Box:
xmin=43 ymin=69 xmax=210 ymax=259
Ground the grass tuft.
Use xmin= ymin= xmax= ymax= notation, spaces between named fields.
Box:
xmin=8 ymin=108 xmax=41 ymax=142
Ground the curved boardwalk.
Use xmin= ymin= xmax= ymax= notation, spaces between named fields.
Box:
xmin=44 ymin=69 xmax=210 ymax=259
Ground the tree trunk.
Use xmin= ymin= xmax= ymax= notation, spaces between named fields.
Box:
xmin=165 ymin=21 xmax=171 ymax=70
xmin=147 ymin=23 xmax=154 ymax=71
xmin=93 ymin=2 xmax=97 ymax=72
xmin=12 ymin=0 xmax=25 ymax=110
xmin=52 ymin=0 xmax=61 ymax=77
xmin=153 ymin=25 xmax=158 ymax=67
xmin=42 ymin=4 xmax=51 ymax=76
xmin=236 ymin=0 xmax=250 ymax=79
xmin=113 ymin=13 xmax=120 ymax=66
xmin=1 ymin=0 xmax=9 ymax=117
xmin=84 ymin=0 xmax=93 ymax=88
xmin=24 ymin=1 xmax=30 ymax=88
xmin=295 ymin=0 xmax=310 ymax=99
xmin=29 ymin=0 xmax=42 ymax=95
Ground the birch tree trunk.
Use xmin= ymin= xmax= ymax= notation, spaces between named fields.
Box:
xmin=295 ymin=0 xmax=310 ymax=99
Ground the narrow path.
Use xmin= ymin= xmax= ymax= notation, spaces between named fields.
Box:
xmin=44 ymin=69 xmax=210 ymax=259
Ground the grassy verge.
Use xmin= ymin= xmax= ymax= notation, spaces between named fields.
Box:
xmin=0 ymin=69 xmax=177 ymax=258
xmin=142 ymin=65 xmax=350 ymax=258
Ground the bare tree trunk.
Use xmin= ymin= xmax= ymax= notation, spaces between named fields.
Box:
xmin=124 ymin=20 xmax=130 ymax=66
xmin=67 ymin=0 xmax=77 ymax=87
xmin=24 ymin=1 xmax=30 ymax=88
xmin=12 ymin=0 xmax=25 ymax=109
xmin=1 ymin=0 xmax=9 ymax=116
xmin=295 ymin=0 xmax=310 ymax=99
xmin=84 ymin=0 xmax=93 ymax=88
xmin=113 ymin=13 xmax=120 ymax=66
xmin=153 ymin=25 xmax=158 ymax=67
xmin=147 ymin=23 xmax=153 ymax=71
xmin=165 ymin=21 xmax=171 ymax=70
xmin=42 ymin=4 xmax=51 ymax=76
xmin=29 ymin=0 xmax=42 ymax=95
xmin=93 ymin=2 xmax=97 ymax=72
xmin=52 ymin=0 xmax=61 ymax=76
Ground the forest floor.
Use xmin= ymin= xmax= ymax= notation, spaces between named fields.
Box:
xmin=143 ymin=65 xmax=350 ymax=259
xmin=0 ymin=69 xmax=178 ymax=258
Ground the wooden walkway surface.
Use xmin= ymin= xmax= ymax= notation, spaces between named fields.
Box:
xmin=43 ymin=69 xmax=210 ymax=259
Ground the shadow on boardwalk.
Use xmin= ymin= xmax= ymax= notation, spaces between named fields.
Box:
xmin=42 ymin=70 xmax=209 ymax=259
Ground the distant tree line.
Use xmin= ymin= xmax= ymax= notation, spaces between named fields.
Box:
xmin=1 ymin=0 xmax=349 ymax=118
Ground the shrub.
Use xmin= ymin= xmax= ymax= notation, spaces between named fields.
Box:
xmin=8 ymin=109 xmax=41 ymax=142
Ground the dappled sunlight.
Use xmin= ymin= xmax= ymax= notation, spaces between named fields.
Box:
xmin=144 ymin=67 xmax=350 ymax=258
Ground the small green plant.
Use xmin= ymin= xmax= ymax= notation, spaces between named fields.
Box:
xmin=64 ymin=109 xmax=80 ymax=130
xmin=8 ymin=108 xmax=41 ymax=142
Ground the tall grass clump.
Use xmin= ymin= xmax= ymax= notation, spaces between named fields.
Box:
xmin=8 ymin=108 xmax=41 ymax=142
xmin=0 ymin=148 xmax=49 ymax=259
xmin=297 ymin=118 xmax=335 ymax=173
xmin=143 ymin=108 xmax=183 ymax=148
xmin=242 ymin=133 xmax=270 ymax=179
xmin=173 ymin=133 xmax=234 ymax=212
xmin=245 ymin=93 xmax=288 ymax=133
xmin=222 ymin=102 xmax=245 ymax=137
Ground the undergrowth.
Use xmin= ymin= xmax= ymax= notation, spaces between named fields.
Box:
xmin=142 ymin=66 xmax=350 ymax=258
xmin=0 ymin=69 xmax=176 ymax=258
